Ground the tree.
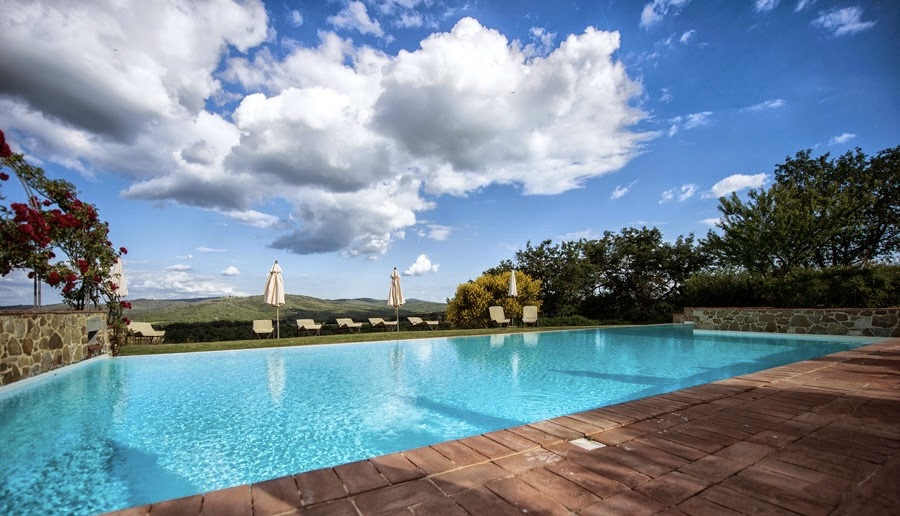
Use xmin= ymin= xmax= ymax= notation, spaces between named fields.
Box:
xmin=1 ymin=129 xmax=130 ymax=353
xmin=446 ymin=271 xmax=541 ymax=328
xmin=705 ymin=146 xmax=899 ymax=274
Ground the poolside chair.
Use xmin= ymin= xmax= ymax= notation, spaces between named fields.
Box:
xmin=407 ymin=316 xmax=439 ymax=330
xmin=253 ymin=320 xmax=275 ymax=339
xmin=521 ymin=305 xmax=538 ymax=326
xmin=488 ymin=306 xmax=510 ymax=328
xmin=127 ymin=321 xmax=166 ymax=344
xmin=368 ymin=318 xmax=399 ymax=331
xmin=336 ymin=318 xmax=363 ymax=333
xmin=296 ymin=319 xmax=323 ymax=336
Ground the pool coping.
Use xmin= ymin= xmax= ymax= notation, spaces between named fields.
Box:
xmin=105 ymin=338 xmax=900 ymax=515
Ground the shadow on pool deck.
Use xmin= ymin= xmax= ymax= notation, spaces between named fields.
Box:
xmin=106 ymin=339 xmax=900 ymax=515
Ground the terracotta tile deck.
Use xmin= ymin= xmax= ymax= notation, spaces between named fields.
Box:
xmin=105 ymin=338 xmax=900 ymax=515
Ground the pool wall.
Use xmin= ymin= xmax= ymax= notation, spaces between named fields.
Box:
xmin=0 ymin=310 xmax=109 ymax=386
xmin=682 ymin=307 xmax=900 ymax=337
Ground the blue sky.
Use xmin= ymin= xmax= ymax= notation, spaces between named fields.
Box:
xmin=1 ymin=0 xmax=897 ymax=306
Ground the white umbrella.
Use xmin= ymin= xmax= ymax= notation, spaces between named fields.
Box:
xmin=508 ymin=269 xmax=518 ymax=297
xmin=388 ymin=267 xmax=405 ymax=332
xmin=264 ymin=260 xmax=285 ymax=338
xmin=110 ymin=257 xmax=128 ymax=297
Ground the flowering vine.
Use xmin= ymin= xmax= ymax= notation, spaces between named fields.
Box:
xmin=1 ymin=129 xmax=130 ymax=354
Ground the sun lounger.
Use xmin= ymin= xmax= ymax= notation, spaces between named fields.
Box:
xmin=521 ymin=305 xmax=538 ymax=326
xmin=407 ymin=316 xmax=439 ymax=330
xmin=368 ymin=318 xmax=399 ymax=331
xmin=127 ymin=321 xmax=166 ymax=344
xmin=488 ymin=306 xmax=510 ymax=328
xmin=336 ymin=318 xmax=363 ymax=333
xmin=253 ymin=319 xmax=274 ymax=339
xmin=296 ymin=319 xmax=323 ymax=336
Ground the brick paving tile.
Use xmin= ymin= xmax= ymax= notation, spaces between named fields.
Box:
xmin=714 ymin=441 xmax=774 ymax=464
xmin=146 ymin=495 xmax=202 ymax=516
xmin=632 ymin=470 xmax=710 ymax=506
xmin=456 ymin=434 xmax=517 ymax=460
xmin=715 ymin=408 xmax=790 ymax=427
xmin=485 ymin=476 xmax=570 ymax=516
xmin=677 ymin=455 xmax=746 ymax=483
xmin=793 ymin=432 xmax=889 ymax=464
xmin=746 ymin=418 xmax=822 ymax=448
xmin=407 ymin=496 xmax=469 ymax=516
xmin=754 ymin=457 xmax=851 ymax=503
xmin=627 ymin=416 xmax=682 ymax=433
xmin=670 ymin=424 xmax=741 ymax=448
xmin=530 ymin=419 xmax=586 ymax=440
xmin=578 ymin=489 xmax=666 ymax=516
xmin=482 ymin=428 xmax=541 ymax=451
xmin=451 ymin=485 xmax=525 ymax=516
xmin=567 ymin=410 xmax=623 ymax=430
xmin=352 ymin=479 xmax=444 ymax=515
xmin=721 ymin=466 xmax=834 ymax=515
xmin=295 ymin=468 xmax=347 ymax=506
xmin=772 ymin=446 xmax=879 ymax=481
xmin=494 ymin=447 xmax=564 ymax=474
xmin=334 ymin=459 xmax=389 ymax=495
xmin=629 ymin=435 xmax=708 ymax=461
xmin=653 ymin=428 xmax=725 ymax=454
xmin=430 ymin=439 xmax=489 ymax=467
xmin=430 ymin=462 xmax=509 ymax=495
xmin=296 ymin=499 xmax=358 ymax=516
xmin=517 ymin=466 xmax=601 ymax=511
xmin=816 ymin=423 xmax=900 ymax=450
xmin=697 ymin=485 xmax=798 ymax=516
xmin=600 ymin=403 xmax=654 ymax=421
xmin=595 ymin=446 xmax=676 ymax=478
xmin=545 ymin=443 xmax=651 ymax=488
xmin=699 ymin=414 xmax=768 ymax=435
xmin=506 ymin=423 xmax=569 ymax=446
xmin=677 ymin=402 xmax=727 ymax=417
xmin=676 ymin=496 xmax=745 ymax=516
xmin=368 ymin=453 xmax=426 ymax=484
xmin=200 ymin=485 xmax=251 ymax=516
xmin=401 ymin=446 xmax=458 ymax=475
xmin=623 ymin=440 xmax=693 ymax=470
xmin=591 ymin=425 xmax=647 ymax=446
xmin=712 ymin=377 xmax=768 ymax=389
xmin=550 ymin=415 xmax=609 ymax=435
xmin=587 ymin=407 xmax=638 ymax=425
xmin=830 ymin=455 xmax=900 ymax=516
xmin=250 ymin=475 xmax=301 ymax=516
xmin=544 ymin=460 xmax=629 ymax=498
xmin=687 ymin=419 xmax=757 ymax=441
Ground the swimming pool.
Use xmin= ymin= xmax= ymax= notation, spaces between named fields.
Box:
xmin=0 ymin=325 xmax=880 ymax=515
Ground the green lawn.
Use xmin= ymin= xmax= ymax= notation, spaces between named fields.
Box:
xmin=117 ymin=326 xmax=599 ymax=356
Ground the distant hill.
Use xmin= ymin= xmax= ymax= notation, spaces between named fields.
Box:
xmin=3 ymin=295 xmax=447 ymax=324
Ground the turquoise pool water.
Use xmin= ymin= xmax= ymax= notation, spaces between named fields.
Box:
xmin=0 ymin=325 xmax=879 ymax=515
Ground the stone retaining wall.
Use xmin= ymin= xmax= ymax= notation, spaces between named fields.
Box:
xmin=0 ymin=310 xmax=108 ymax=386
xmin=682 ymin=307 xmax=900 ymax=338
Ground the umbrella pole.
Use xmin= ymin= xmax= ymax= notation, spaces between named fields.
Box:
xmin=395 ymin=305 xmax=399 ymax=332
xmin=276 ymin=306 xmax=280 ymax=339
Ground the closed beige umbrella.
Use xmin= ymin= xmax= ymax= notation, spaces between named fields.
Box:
xmin=110 ymin=257 xmax=129 ymax=297
xmin=264 ymin=260 xmax=285 ymax=338
xmin=388 ymin=267 xmax=405 ymax=332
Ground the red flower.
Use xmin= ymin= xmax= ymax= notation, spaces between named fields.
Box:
xmin=0 ymin=130 xmax=10 ymax=158
xmin=65 ymin=273 xmax=78 ymax=283
xmin=47 ymin=271 xmax=62 ymax=286
xmin=0 ymin=172 xmax=8 ymax=181
xmin=119 ymin=247 xmax=128 ymax=255
xmin=123 ymin=317 xmax=131 ymax=325
xmin=120 ymin=301 xmax=132 ymax=309
xmin=77 ymin=259 xmax=89 ymax=274
xmin=93 ymin=275 xmax=102 ymax=283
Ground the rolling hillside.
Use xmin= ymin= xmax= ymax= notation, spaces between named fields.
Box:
xmin=124 ymin=295 xmax=445 ymax=324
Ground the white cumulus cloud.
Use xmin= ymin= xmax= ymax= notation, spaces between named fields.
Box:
xmin=812 ymin=7 xmax=876 ymax=37
xmin=328 ymin=1 xmax=384 ymax=37
xmin=679 ymin=29 xmax=695 ymax=44
xmin=744 ymin=99 xmax=785 ymax=111
xmin=668 ymin=111 xmax=713 ymax=136
xmin=403 ymin=254 xmax=439 ymax=276
xmin=611 ymin=180 xmax=638 ymax=200
xmin=795 ymin=0 xmax=816 ymax=12
xmin=659 ymin=184 xmax=697 ymax=204
xmin=640 ymin=0 xmax=692 ymax=28
xmin=705 ymin=173 xmax=768 ymax=198
xmin=829 ymin=133 xmax=856 ymax=145
xmin=0 ymin=5 xmax=650 ymax=259
xmin=221 ymin=266 xmax=240 ymax=276
xmin=754 ymin=0 xmax=780 ymax=13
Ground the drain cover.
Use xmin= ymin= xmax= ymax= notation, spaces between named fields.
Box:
xmin=570 ymin=438 xmax=606 ymax=450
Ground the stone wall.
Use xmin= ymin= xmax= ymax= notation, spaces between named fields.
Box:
xmin=682 ymin=307 xmax=900 ymax=338
xmin=0 ymin=310 xmax=108 ymax=386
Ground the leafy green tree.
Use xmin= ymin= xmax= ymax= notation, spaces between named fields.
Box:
xmin=446 ymin=271 xmax=541 ymax=328
xmin=705 ymin=146 xmax=900 ymax=275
